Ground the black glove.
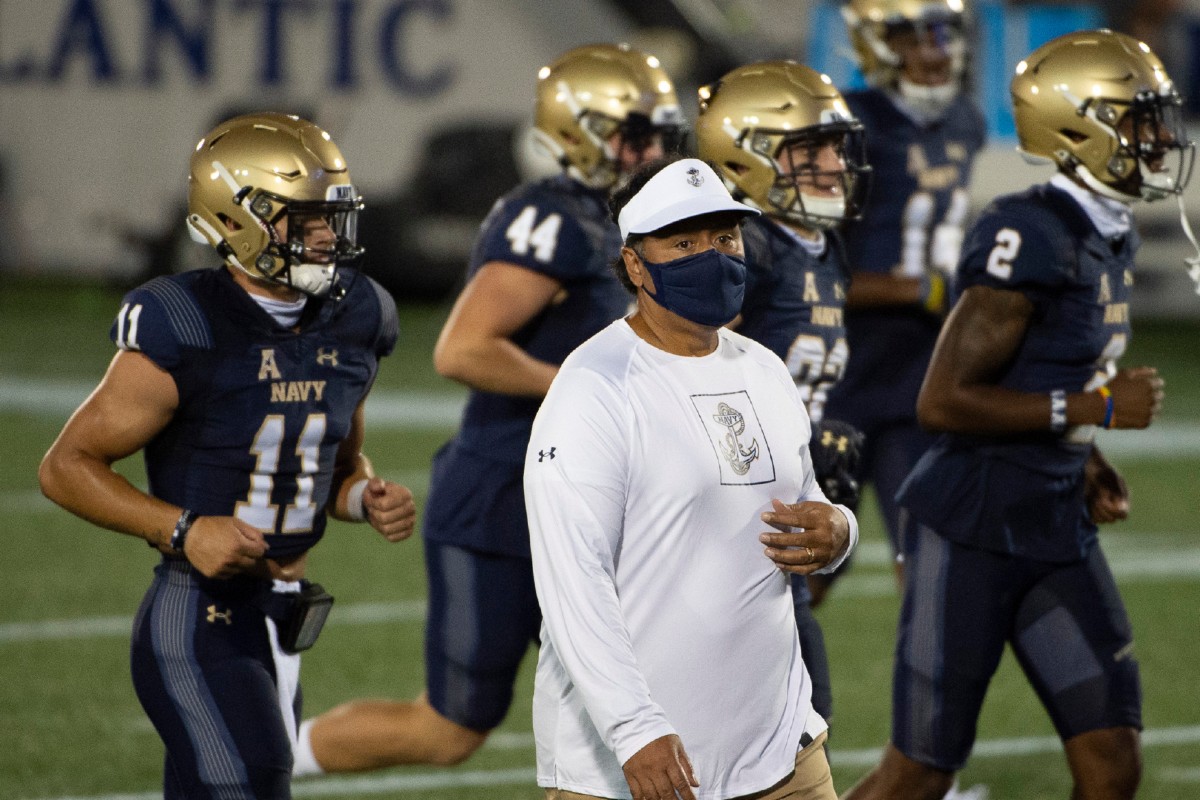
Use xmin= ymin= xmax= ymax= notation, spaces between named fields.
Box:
xmin=809 ymin=419 xmax=865 ymax=511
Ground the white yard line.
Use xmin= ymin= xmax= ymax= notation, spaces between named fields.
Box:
xmin=4 ymin=376 xmax=1200 ymax=456
xmin=0 ymin=378 xmax=467 ymax=429
xmin=26 ymin=726 xmax=1200 ymax=799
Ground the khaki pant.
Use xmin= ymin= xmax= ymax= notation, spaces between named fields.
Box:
xmin=544 ymin=731 xmax=835 ymax=800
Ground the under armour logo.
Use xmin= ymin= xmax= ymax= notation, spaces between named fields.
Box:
xmin=316 ymin=347 xmax=339 ymax=367
xmin=538 ymin=447 xmax=557 ymax=462
xmin=206 ymin=605 xmax=232 ymax=625
xmin=821 ymin=430 xmax=850 ymax=453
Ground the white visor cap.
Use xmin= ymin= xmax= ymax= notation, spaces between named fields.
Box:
xmin=617 ymin=158 xmax=759 ymax=240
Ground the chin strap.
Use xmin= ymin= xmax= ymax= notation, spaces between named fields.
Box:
xmin=1177 ymin=193 xmax=1200 ymax=295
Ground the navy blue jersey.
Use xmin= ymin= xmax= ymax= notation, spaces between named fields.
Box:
xmin=454 ymin=174 xmax=629 ymax=463
xmin=737 ymin=217 xmax=850 ymax=424
xmin=897 ymin=183 xmax=1138 ymax=561
xmin=110 ymin=268 xmax=398 ymax=559
xmin=826 ymin=89 xmax=987 ymax=423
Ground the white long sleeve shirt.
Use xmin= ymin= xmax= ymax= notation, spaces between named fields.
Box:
xmin=525 ymin=320 xmax=858 ymax=800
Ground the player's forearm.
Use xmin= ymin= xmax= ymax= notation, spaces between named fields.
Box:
xmin=38 ymin=448 xmax=180 ymax=548
xmin=917 ymin=383 xmax=1110 ymax=435
xmin=843 ymin=272 xmax=925 ymax=309
xmin=329 ymin=452 xmax=375 ymax=522
xmin=436 ymin=337 xmax=558 ymax=397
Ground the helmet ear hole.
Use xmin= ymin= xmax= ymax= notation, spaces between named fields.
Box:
xmin=216 ymin=213 xmax=242 ymax=232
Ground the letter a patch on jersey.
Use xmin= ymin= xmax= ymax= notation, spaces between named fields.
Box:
xmin=690 ymin=390 xmax=776 ymax=486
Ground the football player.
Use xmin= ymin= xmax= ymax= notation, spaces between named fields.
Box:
xmin=821 ymin=0 xmax=987 ymax=603
xmin=696 ymin=59 xmax=870 ymax=729
xmin=38 ymin=113 xmax=416 ymax=798
xmin=843 ymin=29 xmax=1189 ymax=800
xmin=294 ymin=43 xmax=684 ymax=775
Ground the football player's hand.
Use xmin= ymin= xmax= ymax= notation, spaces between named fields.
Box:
xmin=1085 ymin=450 xmax=1130 ymax=524
xmin=759 ymin=498 xmax=850 ymax=575
xmin=622 ymin=734 xmax=698 ymax=800
xmin=182 ymin=516 xmax=268 ymax=579
xmin=1106 ymin=367 xmax=1164 ymax=429
xmin=362 ymin=477 xmax=416 ymax=542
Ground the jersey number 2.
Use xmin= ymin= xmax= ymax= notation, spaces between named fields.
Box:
xmin=985 ymin=228 xmax=1022 ymax=280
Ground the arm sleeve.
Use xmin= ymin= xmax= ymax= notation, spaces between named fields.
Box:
xmin=525 ymin=367 xmax=676 ymax=765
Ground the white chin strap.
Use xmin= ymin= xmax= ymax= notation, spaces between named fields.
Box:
xmin=798 ymin=193 xmax=846 ymax=230
xmin=897 ymin=78 xmax=957 ymax=118
xmin=1176 ymin=194 xmax=1200 ymax=295
xmin=287 ymin=263 xmax=337 ymax=297
xmin=1074 ymin=164 xmax=1139 ymax=203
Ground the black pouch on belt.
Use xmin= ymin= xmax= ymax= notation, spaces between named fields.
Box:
xmin=279 ymin=581 xmax=334 ymax=653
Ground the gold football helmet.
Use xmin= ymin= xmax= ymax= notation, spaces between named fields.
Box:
xmin=533 ymin=43 xmax=684 ymax=189
xmin=842 ymin=0 xmax=967 ymax=113
xmin=1012 ymin=29 xmax=1194 ymax=203
xmin=186 ymin=112 xmax=363 ymax=298
xmin=696 ymin=60 xmax=870 ymax=229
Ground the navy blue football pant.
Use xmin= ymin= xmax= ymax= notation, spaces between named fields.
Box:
xmin=132 ymin=559 xmax=299 ymax=799
xmin=892 ymin=526 xmax=1141 ymax=771
xmin=421 ymin=441 xmax=543 ymax=732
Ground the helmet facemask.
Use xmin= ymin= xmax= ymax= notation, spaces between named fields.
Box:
xmin=762 ymin=123 xmax=870 ymax=230
xmin=1064 ymin=90 xmax=1194 ymax=203
xmin=239 ymin=190 xmax=363 ymax=299
xmin=890 ymin=16 xmax=965 ymax=116
xmin=570 ymin=110 xmax=686 ymax=189
xmin=1120 ymin=90 xmax=1194 ymax=201
xmin=846 ymin=4 xmax=967 ymax=118
xmin=612 ymin=111 xmax=685 ymax=166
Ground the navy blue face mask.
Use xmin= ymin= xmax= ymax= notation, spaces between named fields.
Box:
xmin=641 ymin=248 xmax=747 ymax=327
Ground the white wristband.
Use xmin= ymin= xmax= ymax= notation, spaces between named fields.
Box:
xmin=345 ymin=478 xmax=369 ymax=522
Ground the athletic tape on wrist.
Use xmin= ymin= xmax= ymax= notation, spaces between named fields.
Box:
xmin=345 ymin=478 xmax=369 ymax=522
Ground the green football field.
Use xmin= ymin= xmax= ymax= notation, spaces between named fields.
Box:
xmin=1 ymin=280 xmax=1197 ymax=800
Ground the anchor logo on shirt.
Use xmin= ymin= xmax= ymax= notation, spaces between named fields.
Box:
xmin=713 ymin=402 xmax=759 ymax=476
xmin=206 ymin=605 xmax=233 ymax=625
